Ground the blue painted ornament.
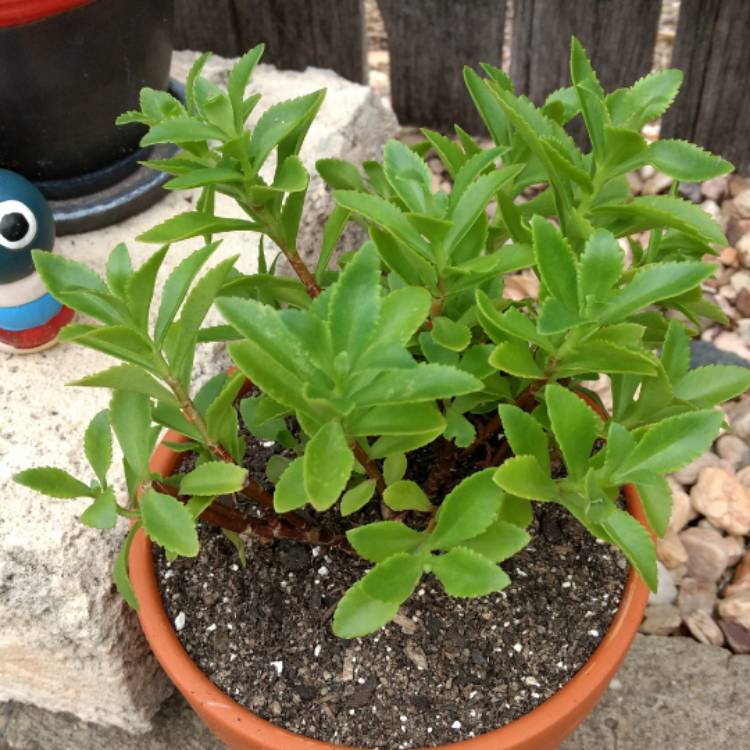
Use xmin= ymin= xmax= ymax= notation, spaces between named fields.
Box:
xmin=0 ymin=169 xmax=73 ymax=352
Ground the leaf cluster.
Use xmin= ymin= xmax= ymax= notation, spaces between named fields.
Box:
xmin=16 ymin=40 xmax=749 ymax=638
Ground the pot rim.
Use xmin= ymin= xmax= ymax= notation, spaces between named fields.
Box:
xmin=131 ymin=423 xmax=650 ymax=750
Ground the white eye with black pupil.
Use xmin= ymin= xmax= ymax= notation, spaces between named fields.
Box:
xmin=0 ymin=200 xmax=37 ymax=250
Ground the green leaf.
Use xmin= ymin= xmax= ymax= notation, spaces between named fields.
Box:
xmin=614 ymin=410 xmax=724 ymax=482
xmin=334 ymin=190 xmax=432 ymax=260
xmin=498 ymin=404 xmax=549 ymax=472
xmin=125 ymin=246 xmax=168 ymax=330
xmin=110 ymin=391 xmax=152 ymax=477
xmin=383 ymin=454 xmax=407 ymax=485
xmin=383 ymin=139 xmax=433 ymax=213
xmin=71 ymin=365 xmax=177 ymax=405
xmin=138 ymin=212 xmax=259 ymax=244
xmin=316 ymin=205 xmax=351 ymax=280
xmin=113 ymin=523 xmax=140 ymax=609
xmin=450 ymin=146 xmax=506 ymax=206
xmin=347 ymin=521 xmax=426 ymax=563
xmin=463 ymin=67 xmax=509 ymax=146
xmin=328 ymin=244 xmax=381 ymax=362
xmin=570 ymin=37 xmax=608 ymax=157
xmin=445 ymin=167 xmax=521 ymax=254
xmin=81 ymin=487 xmax=118 ymax=529
xmin=274 ymin=457 xmax=307 ymax=512
xmin=600 ymin=127 xmax=647 ymax=176
xmin=421 ymin=128 xmax=466 ymax=178
xmin=15 ymin=467 xmax=93 ymax=499
xmin=601 ymin=508 xmax=657 ymax=591
xmin=353 ymin=364 xmax=481 ymax=406
xmin=577 ymin=229 xmax=623 ymax=310
xmin=106 ymin=243 xmax=133 ymax=297
xmin=140 ymin=489 xmax=199 ymax=557
xmin=32 ymin=250 xmax=119 ymax=325
xmin=249 ymin=90 xmax=325 ymax=168
xmin=58 ymin=325 xmax=154 ymax=370
xmin=556 ymin=340 xmax=658 ymax=377
xmin=383 ymin=480 xmax=432 ymax=512
xmin=316 ymin=158 xmax=366 ymax=190
xmin=600 ymin=262 xmax=714 ymax=324
xmin=332 ymin=581 xmax=399 ymax=638
xmin=660 ymin=319 xmax=690 ymax=383
xmin=228 ymin=44 xmax=264 ymax=131
xmin=634 ymin=475 xmax=672 ymax=537
xmin=545 ymin=385 xmax=599 ymax=480
xmin=304 ymin=421 xmax=354 ymax=511
xmin=84 ymin=410 xmax=112 ymax=486
xmin=462 ymin=519 xmax=530 ymax=562
xmin=489 ymin=341 xmax=543 ymax=378
xmin=476 ymin=290 xmax=551 ymax=350
xmin=168 ymin=256 xmax=238 ymax=380
xmin=672 ymin=366 xmax=750 ymax=407
xmin=179 ymin=461 xmax=248 ymax=496
xmin=532 ymin=216 xmax=578 ymax=310
xmin=140 ymin=115 xmax=226 ymax=147
xmin=610 ymin=69 xmax=682 ymax=130
xmin=374 ymin=287 xmax=431 ymax=347
xmin=593 ymin=196 xmax=725 ymax=246
xmin=648 ymin=139 xmax=732 ymax=181
xmin=431 ymin=468 xmax=504 ymax=549
xmin=361 ymin=553 xmax=423 ymax=603
xmin=370 ymin=226 xmax=437 ymax=289
xmin=221 ymin=528 xmax=247 ymax=568
xmin=444 ymin=406 xmax=476 ymax=448
xmin=340 ymin=479 xmax=377 ymax=516
xmin=154 ymin=243 xmax=219 ymax=344
xmin=164 ymin=167 xmax=244 ymax=191
xmin=493 ymin=456 xmax=558 ymax=501
xmin=431 ymin=546 xmax=510 ymax=598
xmin=431 ymin=317 xmax=471 ymax=352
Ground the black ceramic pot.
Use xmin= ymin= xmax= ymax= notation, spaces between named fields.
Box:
xmin=0 ymin=0 xmax=173 ymax=203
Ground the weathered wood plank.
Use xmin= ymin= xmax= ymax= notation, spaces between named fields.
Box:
xmin=378 ymin=0 xmax=506 ymax=132
xmin=511 ymin=0 xmax=662 ymax=103
xmin=661 ymin=0 xmax=750 ymax=175
xmin=173 ymin=0 xmax=241 ymax=57
xmin=233 ymin=0 xmax=367 ymax=82
xmin=175 ymin=0 xmax=367 ymax=83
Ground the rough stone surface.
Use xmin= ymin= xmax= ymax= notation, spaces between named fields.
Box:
xmin=656 ymin=530 xmax=688 ymax=569
xmin=4 ymin=637 xmax=749 ymax=750
xmin=667 ymin=477 xmax=695 ymax=533
xmin=690 ymin=468 xmax=750 ymax=536
xmin=680 ymin=526 xmax=729 ymax=582
xmin=0 ymin=52 xmax=395 ymax=731
xmin=561 ymin=635 xmax=750 ymax=750
xmin=649 ymin=561 xmax=678 ymax=606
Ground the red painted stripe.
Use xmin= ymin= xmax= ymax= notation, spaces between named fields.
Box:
xmin=0 ymin=0 xmax=95 ymax=27
xmin=0 ymin=304 xmax=74 ymax=350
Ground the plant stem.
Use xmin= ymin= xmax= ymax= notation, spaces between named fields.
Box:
xmin=351 ymin=441 xmax=386 ymax=494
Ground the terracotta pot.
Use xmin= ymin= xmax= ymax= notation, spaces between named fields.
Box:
xmin=130 ymin=424 xmax=649 ymax=750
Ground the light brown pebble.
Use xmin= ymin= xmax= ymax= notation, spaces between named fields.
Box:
xmin=677 ymin=577 xmax=717 ymax=617
xmin=672 ymin=451 xmax=722 ymax=486
xmin=680 ymin=526 xmax=729 ymax=582
xmin=715 ymin=434 xmax=750 ymax=470
xmin=684 ymin=610 xmax=724 ymax=647
xmin=657 ymin=530 xmax=688 ymax=569
xmin=718 ymin=591 xmax=750 ymax=630
xmin=690 ymin=467 xmax=750 ymax=536
xmin=639 ymin=604 xmax=681 ymax=636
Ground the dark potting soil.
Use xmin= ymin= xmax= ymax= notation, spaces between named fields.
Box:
xmin=156 ymin=439 xmax=628 ymax=749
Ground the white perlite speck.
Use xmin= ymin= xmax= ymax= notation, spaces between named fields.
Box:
xmin=270 ymin=661 xmax=283 ymax=676
xmin=513 ymin=643 xmax=523 ymax=653
xmin=174 ymin=612 xmax=186 ymax=631
xmin=451 ymin=721 xmax=462 ymax=730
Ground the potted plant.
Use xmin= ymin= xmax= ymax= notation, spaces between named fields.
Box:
xmin=16 ymin=39 xmax=749 ymax=750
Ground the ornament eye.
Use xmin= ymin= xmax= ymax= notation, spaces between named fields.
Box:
xmin=0 ymin=200 xmax=37 ymax=250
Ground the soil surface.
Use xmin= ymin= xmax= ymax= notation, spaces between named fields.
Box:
xmin=156 ymin=477 xmax=627 ymax=748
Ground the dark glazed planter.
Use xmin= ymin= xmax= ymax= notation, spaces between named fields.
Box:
xmin=0 ymin=0 xmax=176 ymax=232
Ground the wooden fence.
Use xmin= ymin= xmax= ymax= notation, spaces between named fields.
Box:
xmin=174 ymin=0 xmax=750 ymax=173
